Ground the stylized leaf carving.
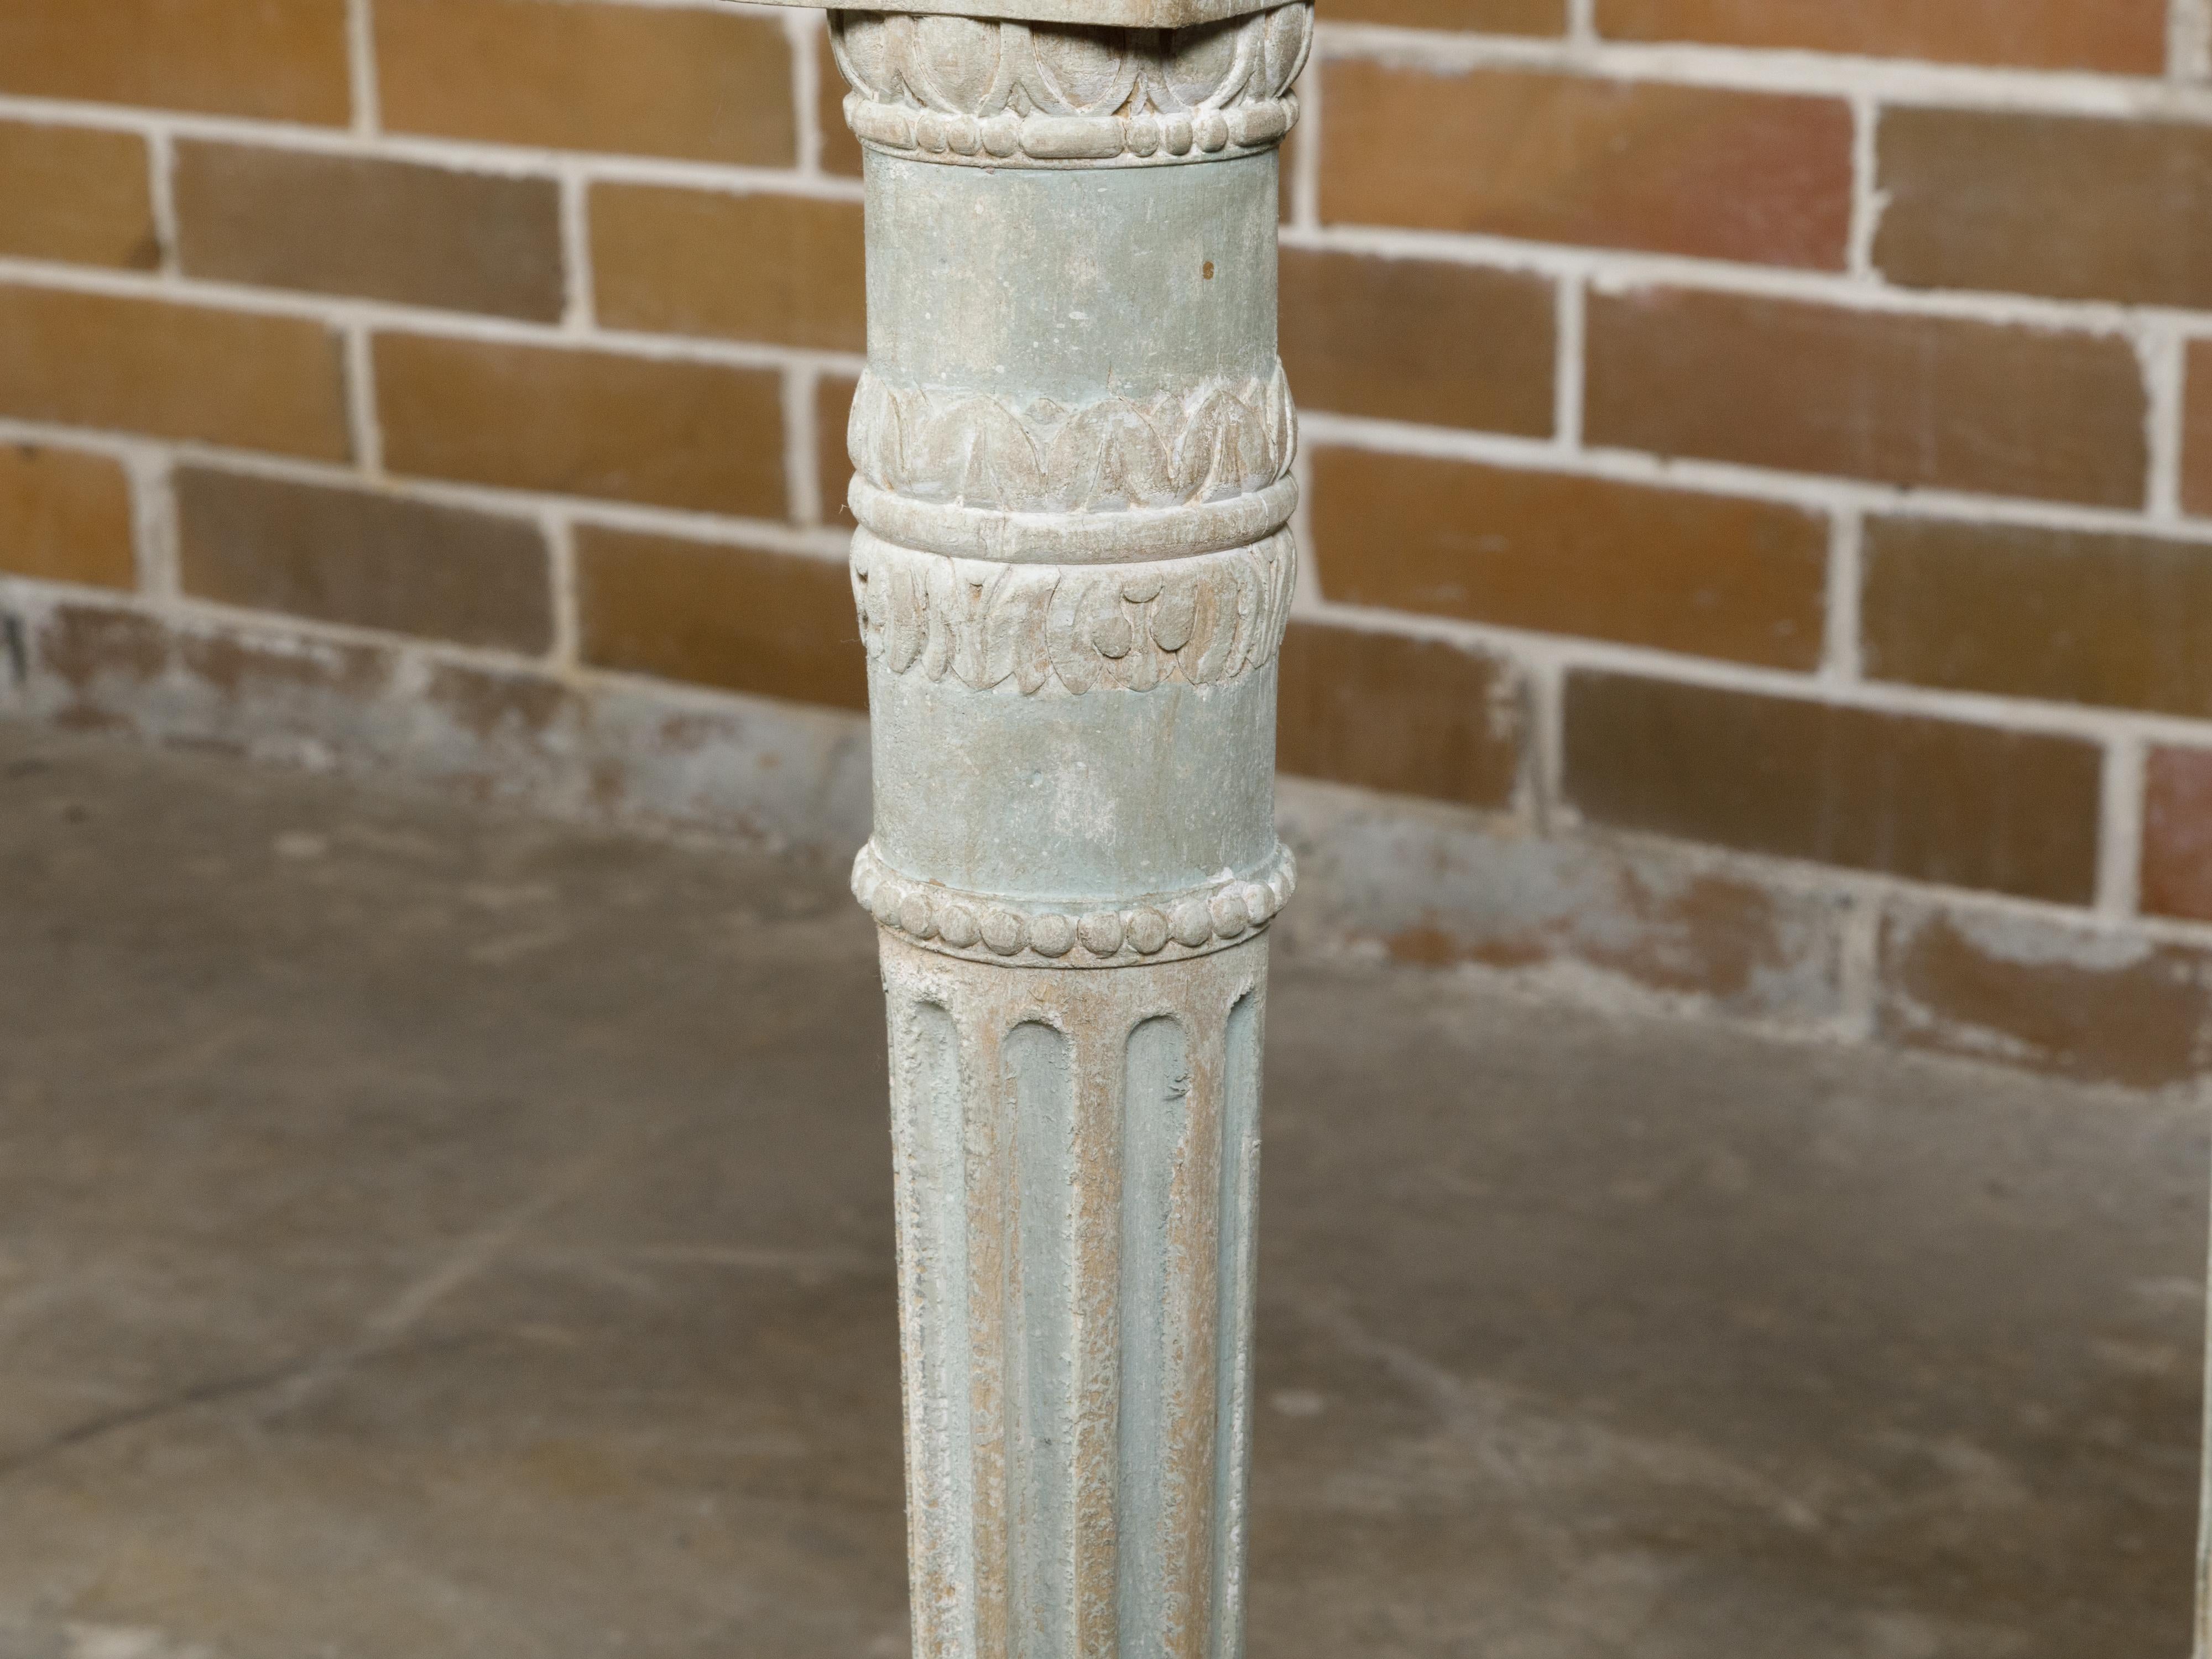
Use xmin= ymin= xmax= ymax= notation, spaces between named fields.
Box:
xmin=851 ymin=531 xmax=1295 ymax=697
xmin=849 ymin=367 xmax=1295 ymax=514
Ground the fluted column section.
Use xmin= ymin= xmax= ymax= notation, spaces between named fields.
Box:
xmin=832 ymin=10 xmax=1310 ymax=1655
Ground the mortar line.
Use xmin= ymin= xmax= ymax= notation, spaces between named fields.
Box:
xmin=347 ymin=0 xmax=382 ymax=134
xmin=1527 ymin=653 xmax=1565 ymax=833
xmin=0 ymin=253 xmax=869 ymax=373
xmin=0 ymin=95 xmax=865 ymax=199
xmin=1552 ymin=273 xmax=1584 ymax=451
xmin=0 ymin=202 xmax=2187 ymax=347
xmin=2098 ymin=732 xmax=2148 ymax=918
xmin=145 ymin=128 xmax=181 ymax=278
xmin=1311 ymin=22 xmax=2212 ymax=116
xmin=2173 ymin=0 xmax=2212 ymax=80
xmin=786 ymin=363 xmax=822 ymax=527
xmin=1277 ymin=223 xmax=2184 ymax=335
xmin=1835 ymin=896 xmax=1882 ymax=1042
xmin=1821 ymin=509 xmax=1863 ymax=685
xmin=1290 ymin=50 xmax=1321 ymax=231
xmin=2147 ymin=323 xmax=2189 ymax=521
xmin=1295 ymin=592 xmax=2212 ymax=747
xmin=1846 ymin=93 xmax=1883 ymax=280
xmin=544 ymin=509 xmax=582 ymax=672
xmin=343 ymin=327 xmax=383 ymax=478
xmin=790 ymin=8 xmax=825 ymax=176
xmin=0 ymin=417 xmax=859 ymax=562
xmin=1298 ymin=409 xmax=2212 ymax=539
xmin=559 ymin=165 xmax=597 ymax=333
xmin=126 ymin=450 xmax=180 ymax=602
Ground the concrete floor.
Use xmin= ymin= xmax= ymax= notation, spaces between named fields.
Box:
xmin=1 ymin=722 xmax=2205 ymax=1659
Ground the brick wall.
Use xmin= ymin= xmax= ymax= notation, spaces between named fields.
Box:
xmin=4 ymin=0 xmax=2212 ymax=1086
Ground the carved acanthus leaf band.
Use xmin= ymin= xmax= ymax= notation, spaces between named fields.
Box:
xmin=851 ymin=528 xmax=1295 ymax=695
xmin=851 ymin=367 xmax=1295 ymax=516
xmin=854 ymin=841 xmax=1295 ymax=966
xmin=831 ymin=5 xmax=1311 ymax=168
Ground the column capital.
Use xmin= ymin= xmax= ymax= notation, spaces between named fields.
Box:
xmin=825 ymin=4 xmax=1311 ymax=170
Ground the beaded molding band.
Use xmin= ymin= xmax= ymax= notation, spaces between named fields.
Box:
xmin=846 ymin=93 xmax=1296 ymax=166
xmin=852 ymin=841 xmax=1296 ymax=967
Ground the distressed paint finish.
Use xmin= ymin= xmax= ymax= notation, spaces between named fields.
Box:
xmin=881 ymin=935 xmax=1268 ymax=1659
xmin=822 ymin=8 xmax=1307 ymax=1653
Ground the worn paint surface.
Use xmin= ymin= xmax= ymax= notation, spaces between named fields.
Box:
xmin=835 ymin=10 xmax=1307 ymax=1653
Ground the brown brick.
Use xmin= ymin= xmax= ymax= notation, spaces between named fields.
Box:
xmin=818 ymin=28 xmax=864 ymax=178
xmin=1281 ymin=249 xmax=1554 ymax=435
xmin=2184 ymin=342 xmax=2212 ymax=520
xmin=1563 ymin=672 xmax=2104 ymax=902
xmin=0 ymin=0 xmax=349 ymax=123
xmin=1880 ymin=906 xmax=2212 ymax=1089
xmin=175 ymin=467 xmax=552 ymax=653
xmin=374 ymin=333 xmax=784 ymax=518
xmin=575 ymin=526 xmax=864 ymax=711
xmin=377 ymin=0 xmax=794 ymax=166
xmin=1585 ymin=287 xmax=2147 ymax=508
xmin=0 ymin=285 xmax=351 ymax=460
xmin=1864 ymin=518 xmax=2212 ymax=718
xmin=1877 ymin=109 xmax=2212 ymax=310
xmin=0 ymin=443 xmax=135 ymax=589
xmin=1316 ymin=0 xmax=1564 ymax=33
xmin=1319 ymin=62 xmax=1851 ymax=269
xmin=1277 ymin=619 xmax=1521 ymax=808
xmin=1311 ymin=447 xmax=1825 ymax=667
xmin=1597 ymin=0 xmax=2166 ymax=75
xmin=2143 ymin=747 xmax=2212 ymax=926
xmin=174 ymin=143 xmax=564 ymax=321
xmin=0 ymin=122 xmax=157 ymax=270
xmin=592 ymin=186 xmax=864 ymax=353
xmin=817 ymin=373 xmax=857 ymax=528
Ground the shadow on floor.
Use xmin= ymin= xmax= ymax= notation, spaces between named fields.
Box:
xmin=0 ymin=723 xmax=2203 ymax=1658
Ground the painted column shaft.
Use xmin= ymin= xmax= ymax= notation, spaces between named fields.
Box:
xmin=831 ymin=11 xmax=1311 ymax=1655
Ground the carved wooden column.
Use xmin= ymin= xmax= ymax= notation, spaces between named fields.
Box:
xmin=769 ymin=2 xmax=1308 ymax=1650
